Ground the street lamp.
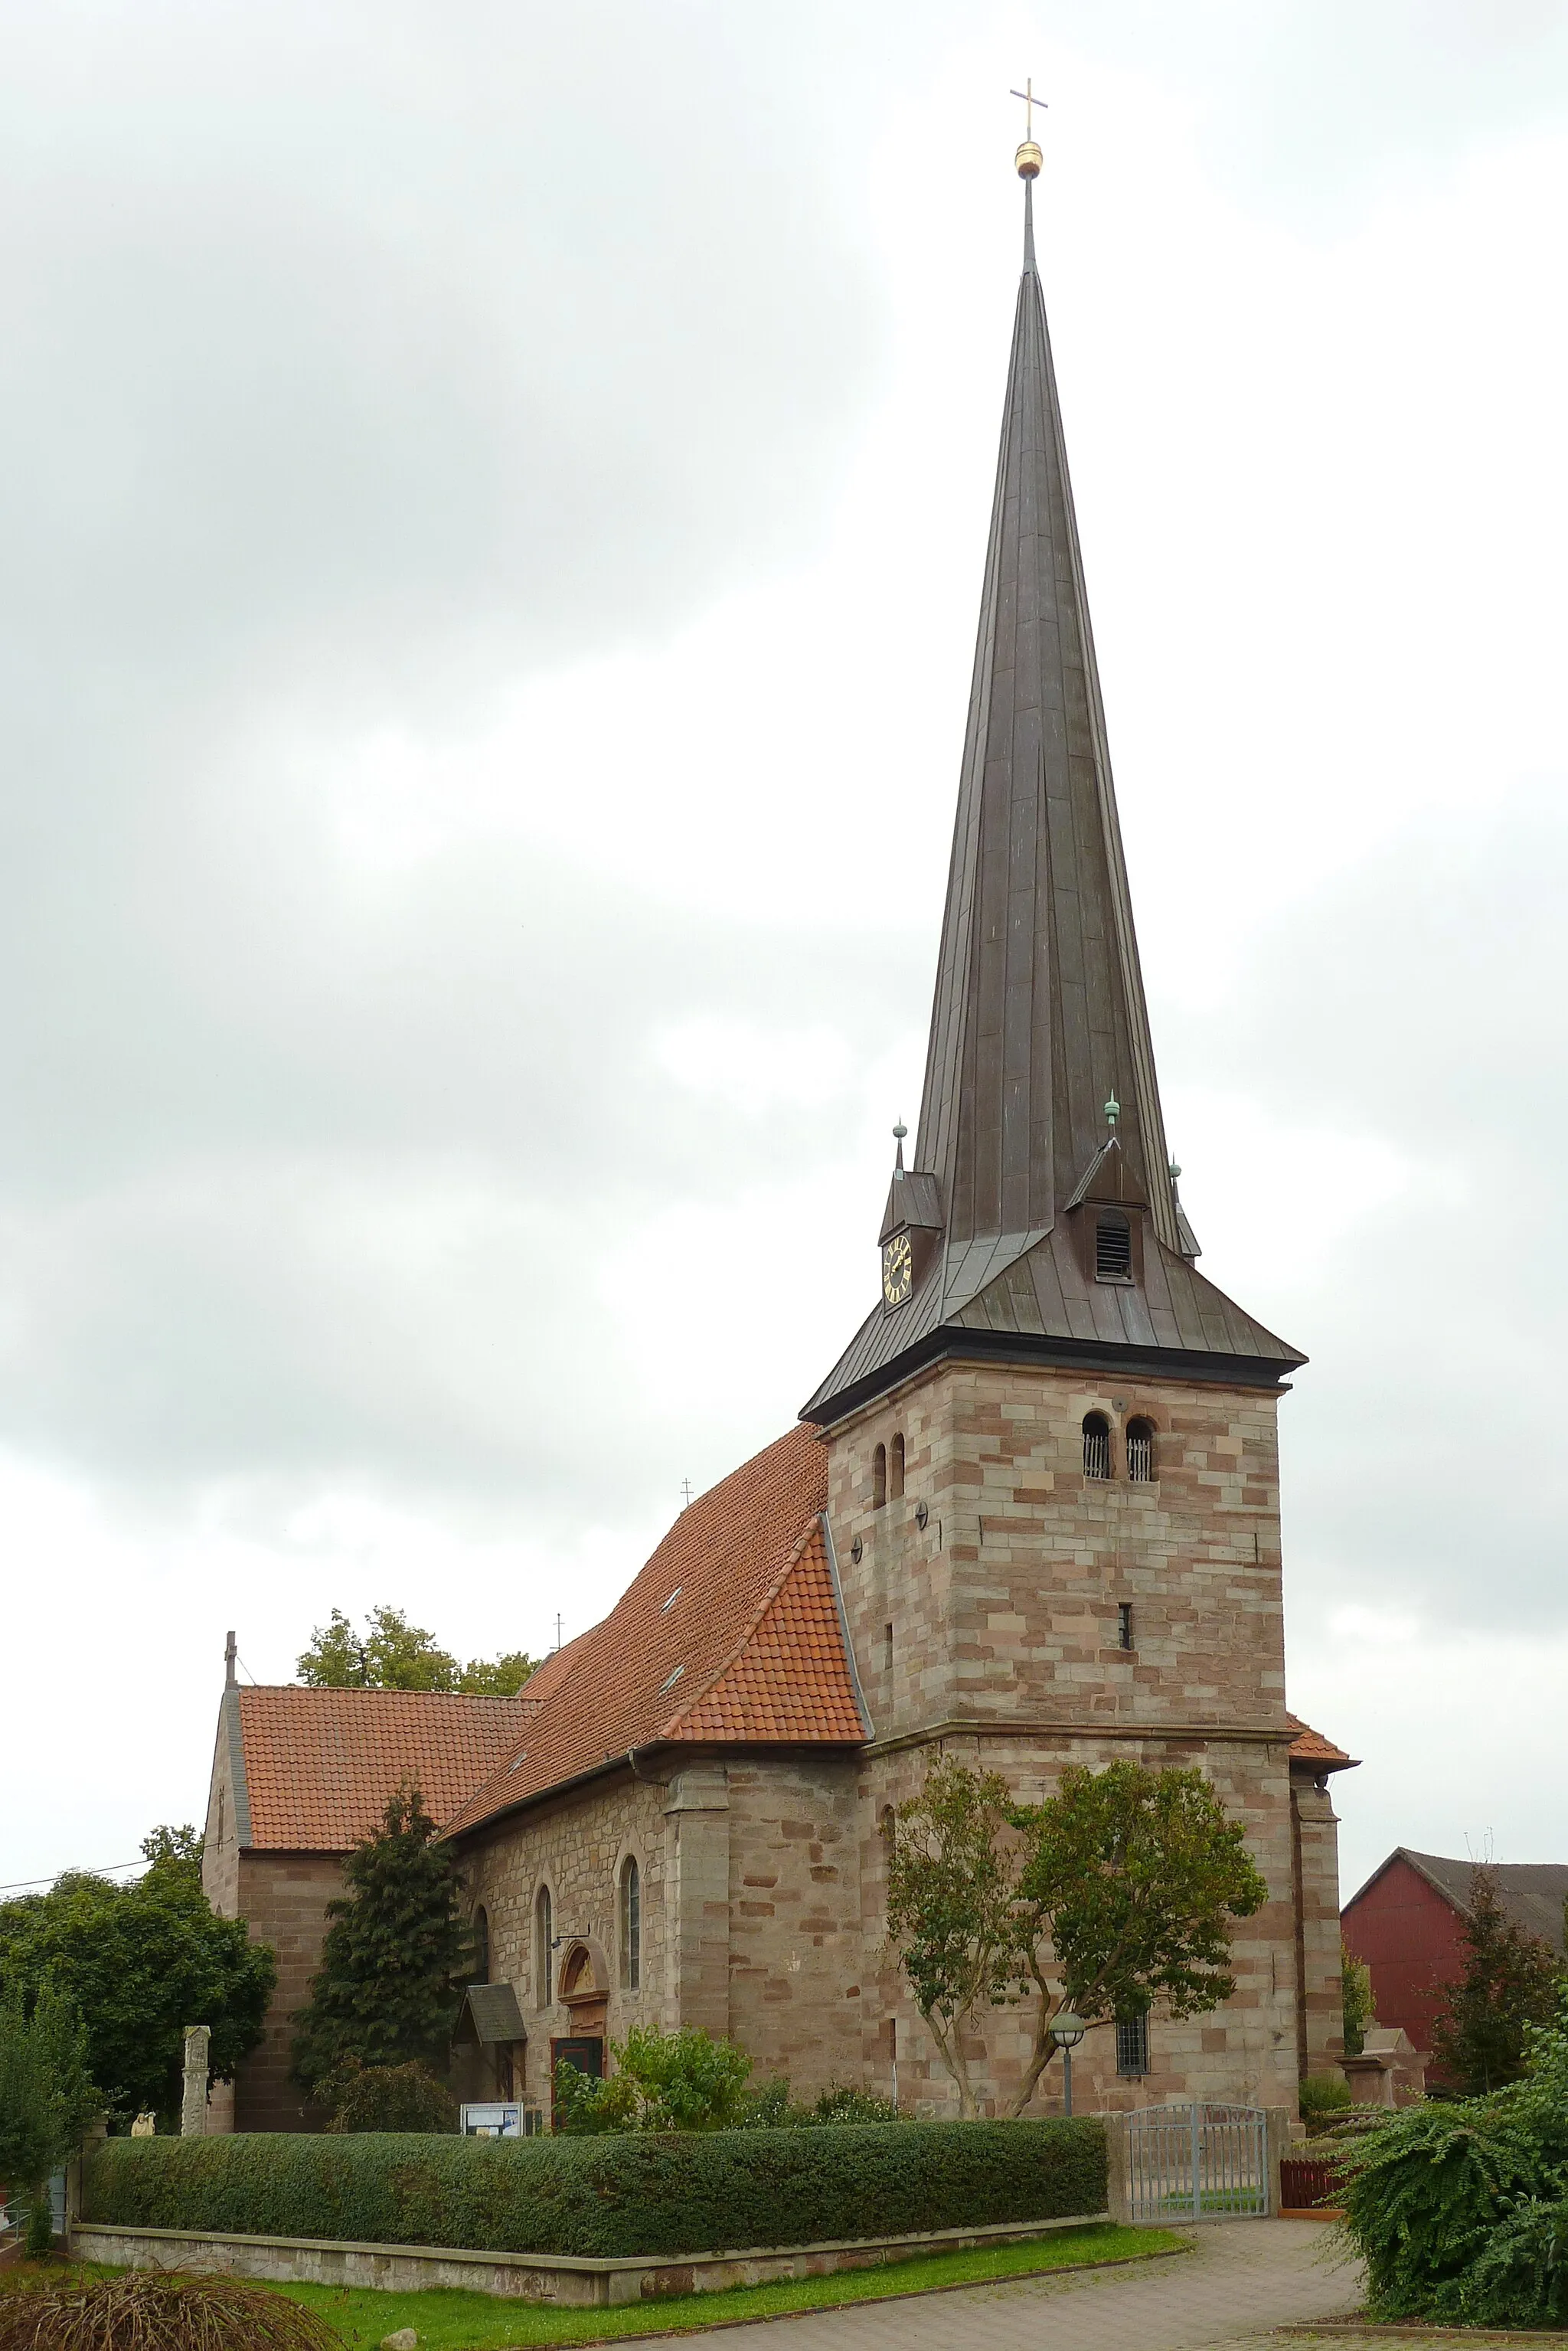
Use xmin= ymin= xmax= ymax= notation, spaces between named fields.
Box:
xmin=1049 ymin=2010 xmax=1087 ymax=2117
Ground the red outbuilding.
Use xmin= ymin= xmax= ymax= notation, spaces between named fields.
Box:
xmin=1341 ymin=1849 xmax=1568 ymax=2059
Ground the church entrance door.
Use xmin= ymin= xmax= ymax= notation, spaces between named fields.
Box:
xmin=550 ymin=2035 xmax=604 ymax=2127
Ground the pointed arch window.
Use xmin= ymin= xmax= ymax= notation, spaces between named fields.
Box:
xmin=1126 ymin=1417 xmax=1155 ymax=1483
xmin=1095 ymin=1211 xmax=1132 ymax=1283
xmin=472 ymin=1905 xmax=491 ymax=1984
xmin=1082 ymin=1411 xmax=1112 ymax=1481
xmin=873 ymin=1444 xmax=887 ymax=1510
xmin=890 ymin=1433 xmax=905 ymax=1499
xmin=619 ymin=1856 xmax=642 ymax=1991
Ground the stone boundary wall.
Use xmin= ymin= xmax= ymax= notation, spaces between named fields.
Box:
xmin=70 ymin=2211 xmax=1112 ymax=2308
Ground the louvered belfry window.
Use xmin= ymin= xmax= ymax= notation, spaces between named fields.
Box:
xmin=1095 ymin=1211 xmax=1132 ymax=1282
xmin=1082 ymin=1411 xmax=1112 ymax=1481
xmin=1126 ymin=1417 xmax=1155 ymax=1483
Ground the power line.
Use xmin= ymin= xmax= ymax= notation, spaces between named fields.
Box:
xmin=0 ymin=1860 xmax=145 ymax=1895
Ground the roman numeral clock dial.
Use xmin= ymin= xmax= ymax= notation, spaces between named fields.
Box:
xmin=882 ymin=1232 xmax=913 ymax=1307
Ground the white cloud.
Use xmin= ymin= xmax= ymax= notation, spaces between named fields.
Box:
xmin=3 ymin=2 xmax=1568 ymax=1894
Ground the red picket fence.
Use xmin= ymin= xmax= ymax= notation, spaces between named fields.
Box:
xmin=1280 ymin=2154 xmax=1343 ymax=2212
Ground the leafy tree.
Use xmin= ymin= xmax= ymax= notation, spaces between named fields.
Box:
xmin=1429 ymin=1863 xmax=1562 ymax=2094
xmin=884 ymin=1763 xmax=1025 ymax=2118
xmin=885 ymin=1758 xmax=1267 ymax=2118
xmin=315 ymin=2055 xmax=457 ymax=2134
xmin=1006 ymin=1760 xmax=1267 ymax=2115
xmin=457 ymin=1649 xmax=541 ymax=1695
xmin=290 ymin=1781 xmax=472 ymax=2094
xmin=0 ymin=1983 xmax=100 ymax=2250
xmin=1342 ymin=1939 xmax=1374 ymax=2056
xmin=0 ymin=1827 xmax=274 ymax=2127
xmin=296 ymin=1604 xmax=537 ymax=1695
xmin=554 ymin=2026 xmax=754 ymax=2134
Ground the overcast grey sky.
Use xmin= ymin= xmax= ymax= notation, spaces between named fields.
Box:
xmin=3 ymin=0 xmax=1567 ymax=1899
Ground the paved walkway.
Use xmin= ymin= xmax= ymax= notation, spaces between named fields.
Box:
xmin=707 ymin=2222 xmax=1363 ymax=2351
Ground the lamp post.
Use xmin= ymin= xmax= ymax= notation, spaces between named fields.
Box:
xmin=1050 ymin=2010 xmax=1087 ymax=2117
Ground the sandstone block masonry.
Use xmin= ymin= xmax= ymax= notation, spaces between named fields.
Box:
xmin=828 ymin=1362 xmax=1289 ymax=1744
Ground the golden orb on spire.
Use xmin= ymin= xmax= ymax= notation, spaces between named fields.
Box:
xmin=1010 ymin=77 xmax=1045 ymax=178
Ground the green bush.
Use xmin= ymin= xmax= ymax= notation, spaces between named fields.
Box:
xmin=1298 ymin=2072 xmax=1352 ymax=2128
xmin=316 ymin=2056 xmax=456 ymax=2134
xmin=550 ymin=2028 xmax=905 ymax=2137
xmin=554 ymin=2026 xmax=753 ymax=2134
xmin=737 ymin=2078 xmax=906 ymax=2128
xmin=84 ymin=2117 xmax=1107 ymax=2259
xmin=1334 ymin=1998 xmax=1568 ymax=2326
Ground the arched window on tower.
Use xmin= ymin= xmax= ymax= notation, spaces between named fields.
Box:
xmin=1126 ymin=1417 xmax=1155 ymax=1483
xmin=619 ymin=1856 xmax=642 ymax=1991
xmin=890 ymin=1433 xmax=905 ymax=1499
xmin=873 ymin=1444 xmax=887 ymax=1509
xmin=1082 ymin=1411 xmax=1112 ymax=1481
xmin=534 ymin=1885 xmax=553 ymax=2007
xmin=472 ymin=1905 xmax=491 ymax=1984
xmin=1095 ymin=1210 xmax=1133 ymax=1283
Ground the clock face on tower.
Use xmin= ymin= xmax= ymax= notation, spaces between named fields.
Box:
xmin=882 ymin=1231 xmax=913 ymax=1308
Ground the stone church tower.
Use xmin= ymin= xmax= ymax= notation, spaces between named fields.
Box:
xmin=203 ymin=152 xmax=1353 ymax=2132
xmin=801 ymin=164 xmax=1344 ymax=2111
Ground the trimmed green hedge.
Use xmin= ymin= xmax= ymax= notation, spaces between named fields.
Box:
xmin=84 ymin=2119 xmax=1106 ymax=2260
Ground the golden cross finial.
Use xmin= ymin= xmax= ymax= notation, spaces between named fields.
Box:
xmin=1010 ymin=77 xmax=1046 ymax=141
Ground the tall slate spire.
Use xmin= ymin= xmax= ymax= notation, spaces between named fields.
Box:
xmin=804 ymin=166 xmax=1304 ymax=1428
xmin=916 ymin=176 xmax=1177 ymax=1259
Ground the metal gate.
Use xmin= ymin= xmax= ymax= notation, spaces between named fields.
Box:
xmin=1126 ymin=2102 xmax=1269 ymax=2220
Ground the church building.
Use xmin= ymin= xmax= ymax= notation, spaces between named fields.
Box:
xmin=204 ymin=142 xmax=1356 ymax=2130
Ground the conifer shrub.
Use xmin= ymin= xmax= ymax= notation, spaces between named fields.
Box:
xmin=289 ymin=1783 xmax=472 ymax=2095
xmin=315 ymin=2057 xmax=456 ymax=2134
xmin=83 ymin=2117 xmax=1107 ymax=2259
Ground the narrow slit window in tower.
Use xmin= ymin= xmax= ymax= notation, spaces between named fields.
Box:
xmin=1117 ymin=1602 xmax=1134 ymax=1651
xmin=873 ymin=1444 xmax=887 ymax=1509
xmin=1082 ymin=1411 xmax=1112 ymax=1480
xmin=890 ymin=1432 xmax=905 ymax=1499
xmin=884 ymin=1621 xmax=893 ymax=1671
xmin=1095 ymin=1210 xmax=1133 ymax=1282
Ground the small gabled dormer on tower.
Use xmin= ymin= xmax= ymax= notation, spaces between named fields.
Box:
xmin=877 ymin=1123 xmax=944 ymax=1313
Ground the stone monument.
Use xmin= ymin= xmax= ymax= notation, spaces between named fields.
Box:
xmin=179 ymin=2024 xmax=211 ymax=2137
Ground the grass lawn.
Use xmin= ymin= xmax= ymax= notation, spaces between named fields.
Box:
xmin=263 ymin=2223 xmax=1186 ymax=2348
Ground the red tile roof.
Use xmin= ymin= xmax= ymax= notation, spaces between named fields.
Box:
xmin=514 ymin=1630 xmax=593 ymax=1717
xmin=236 ymin=1686 xmax=531 ymax=1851
xmin=445 ymin=1424 xmax=864 ymax=1837
xmin=229 ymin=1449 xmax=1352 ymax=1850
xmin=1286 ymin=1712 xmax=1358 ymax=1773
